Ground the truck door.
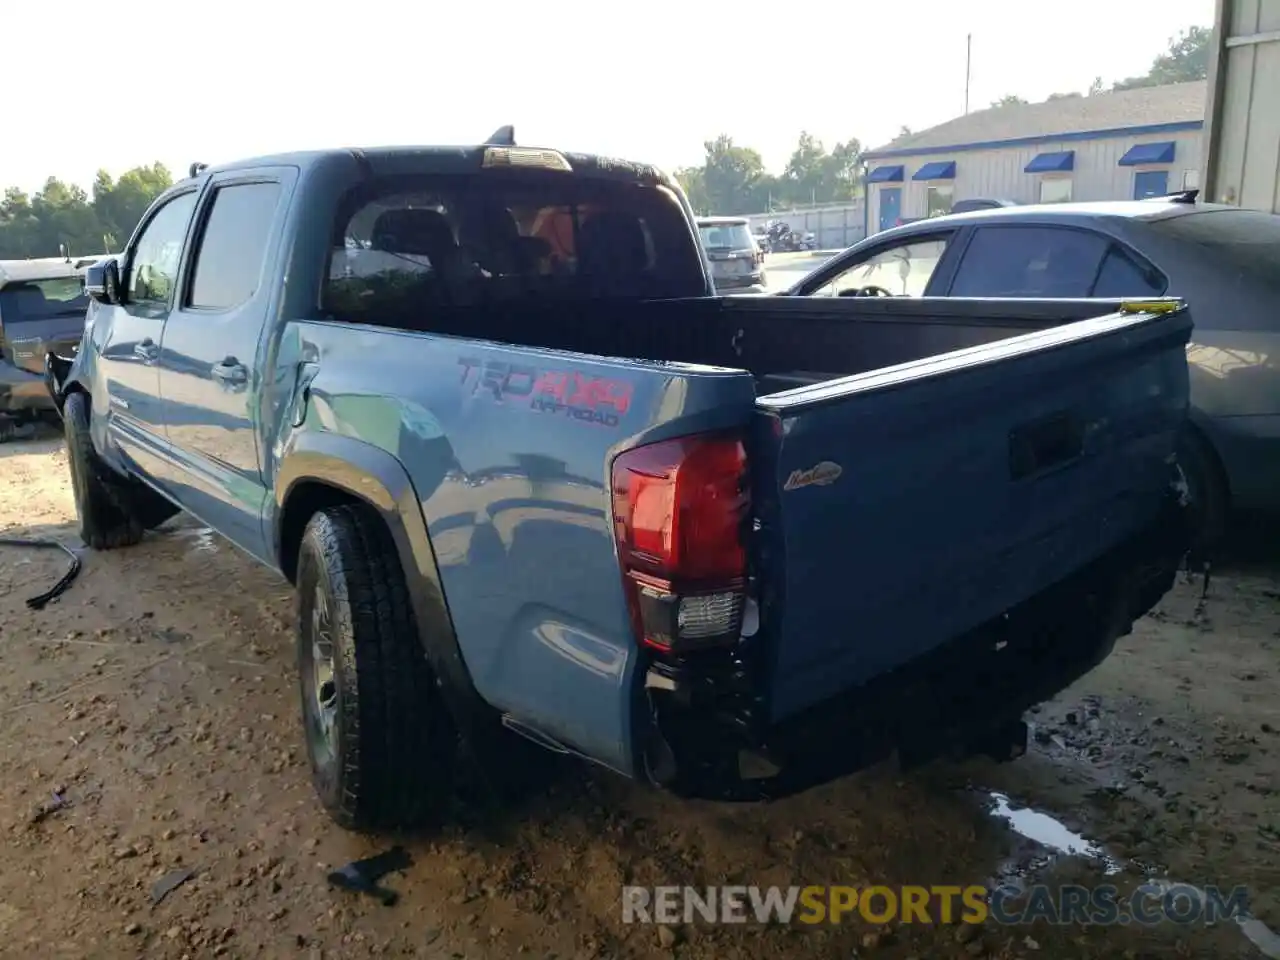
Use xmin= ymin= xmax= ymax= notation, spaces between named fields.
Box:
xmin=95 ymin=189 xmax=200 ymax=473
xmin=155 ymin=168 xmax=295 ymax=560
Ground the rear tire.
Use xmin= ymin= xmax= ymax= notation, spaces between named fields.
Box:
xmin=63 ymin=392 xmax=145 ymax=550
xmin=1176 ymin=426 xmax=1228 ymax=551
xmin=295 ymin=504 xmax=457 ymax=831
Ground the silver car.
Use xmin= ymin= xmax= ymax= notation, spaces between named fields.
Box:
xmin=788 ymin=198 xmax=1280 ymax=542
xmin=697 ymin=216 xmax=767 ymax=294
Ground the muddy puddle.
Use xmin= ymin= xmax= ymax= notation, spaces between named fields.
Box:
xmin=978 ymin=789 xmax=1280 ymax=959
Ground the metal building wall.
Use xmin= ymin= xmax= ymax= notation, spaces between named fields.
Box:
xmin=1202 ymin=0 xmax=1280 ymax=211
xmin=873 ymin=132 xmax=1203 ymax=228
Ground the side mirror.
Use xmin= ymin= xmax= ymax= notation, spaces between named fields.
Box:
xmin=85 ymin=259 xmax=121 ymax=306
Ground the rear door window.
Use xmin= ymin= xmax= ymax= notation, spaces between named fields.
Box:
xmin=1091 ymin=244 xmax=1167 ymax=298
xmin=325 ymin=173 xmax=705 ymax=322
xmin=187 ymin=182 xmax=284 ymax=311
xmin=950 ymin=226 xmax=1109 ymax=298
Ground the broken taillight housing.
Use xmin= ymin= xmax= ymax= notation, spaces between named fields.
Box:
xmin=610 ymin=433 xmax=750 ymax=655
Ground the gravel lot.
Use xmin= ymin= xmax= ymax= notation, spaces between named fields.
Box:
xmin=1 ymin=432 xmax=1278 ymax=959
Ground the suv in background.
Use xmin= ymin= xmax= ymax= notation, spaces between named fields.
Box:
xmin=0 ymin=256 xmax=100 ymax=438
xmin=697 ymin=216 xmax=766 ymax=293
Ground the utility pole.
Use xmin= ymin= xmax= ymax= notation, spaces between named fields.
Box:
xmin=964 ymin=33 xmax=972 ymax=114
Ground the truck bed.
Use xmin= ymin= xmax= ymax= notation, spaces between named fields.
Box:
xmin=381 ymin=294 xmax=1134 ymax=394
xmin=339 ymin=294 xmax=1190 ymax=728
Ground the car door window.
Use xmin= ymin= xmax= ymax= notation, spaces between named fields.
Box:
xmin=1091 ymin=244 xmax=1167 ymax=298
xmin=127 ymin=192 xmax=198 ymax=308
xmin=187 ymin=182 xmax=284 ymax=311
xmin=810 ymin=237 xmax=949 ymax=297
xmin=950 ymin=226 xmax=1109 ymax=298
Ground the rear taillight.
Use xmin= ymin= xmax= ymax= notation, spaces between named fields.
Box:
xmin=611 ymin=433 xmax=750 ymax=655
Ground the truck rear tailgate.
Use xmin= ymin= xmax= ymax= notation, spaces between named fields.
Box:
xmin=752 ymin=304 xmax=1192 ymax=721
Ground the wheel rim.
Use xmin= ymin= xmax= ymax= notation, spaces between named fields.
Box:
xmin=303 ymin=581 xmax=338 ymax=762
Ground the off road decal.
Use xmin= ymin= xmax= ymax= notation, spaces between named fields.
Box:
xmin=783 ymin=460 xmax=842 ymax=491
xmin=458 ymin=357 xmax=633 ymax=428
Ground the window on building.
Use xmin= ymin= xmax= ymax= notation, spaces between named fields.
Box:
xmin=810 ymin=236 xmax=951 ymax=298
xmin=1182 ymin=169 xmax=1200 ymax=190
xmin=950 ymin=226 xmax=1109 ymax=298
xmin=925 ymin=184 xmax=953 ymax=218
xmin=1038 ymin=178 xmax=1073 ymax=204
xmin=188 ymin=182 xmax=284 ymax=311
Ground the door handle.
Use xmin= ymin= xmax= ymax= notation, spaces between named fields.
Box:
xmin=211 ymin=357 xmax=248 ymax=385
xmin=134 ymin=339 xmax=159 ymax=362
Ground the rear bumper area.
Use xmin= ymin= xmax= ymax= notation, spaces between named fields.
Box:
xmin=638 ymin=490 xmax=1189 ymax=802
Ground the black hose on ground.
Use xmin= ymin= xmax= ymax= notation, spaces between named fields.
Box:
xmin=0 ymin=536 xmax=82 ymax=609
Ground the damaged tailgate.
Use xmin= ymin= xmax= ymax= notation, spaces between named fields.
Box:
xmin=751 ymin=301 xmax=1192 ymax=722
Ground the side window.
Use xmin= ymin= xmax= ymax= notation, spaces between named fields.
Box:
xmin=811 ymin=237 xmax=950 ymax=298
xmin=188 ymin=182 xmax=283 ymax=310
xmin=950 ymin=226 xmax=1109 ymax=298
xmin=1092 ymin=244 xmax=1166 ymax=298
xmin=128 ymin=192 xmax=199 ymax=306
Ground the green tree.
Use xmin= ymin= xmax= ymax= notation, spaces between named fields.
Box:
xmin=682 ymin=135 xmax=771 ymax=215
xmin=0 ymin=163 xmax=172 ymax=259
xmin=1112 ymin=25 xmax=1210 ymax=90
xmin=991 ymin=94 xmax=1029 ymax=108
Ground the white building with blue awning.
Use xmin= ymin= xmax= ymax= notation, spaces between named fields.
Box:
xmin=861 ymin=81 xmax=1206 ymax=235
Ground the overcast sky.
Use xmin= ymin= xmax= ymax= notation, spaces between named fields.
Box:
xmin=3 ymin=0 xmax=1213 ymax=195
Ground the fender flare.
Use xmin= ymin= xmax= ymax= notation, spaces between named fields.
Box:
xmin=273 ymin=432 xmax=498 ymax=742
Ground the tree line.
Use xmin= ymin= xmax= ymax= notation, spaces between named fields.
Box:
xmin=0 ymin=165 xmax=173 ymax=260
xmin=0 ymin=28 xmax=1208 ymax=253
xmin=678 ymin=25 xmax=1209 ymax=216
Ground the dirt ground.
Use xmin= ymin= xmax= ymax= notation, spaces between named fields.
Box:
xmin=1 ymin=432 xmax=1278 ymax=960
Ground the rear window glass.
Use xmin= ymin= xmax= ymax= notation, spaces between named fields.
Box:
xmin=325 ymin=174 xmax=705 ymax=321
xmin=0 ymin=277 xmax=88 ymax=325
xmin=698 ymin=221 xmax=754 ymax=250
xmin=1147 ymin=209 xmax=1280 ymax=285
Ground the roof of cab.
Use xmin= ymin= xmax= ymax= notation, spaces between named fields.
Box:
xmin=190 ymin=144 xmax=673 ymax=186
xmin=0 ymin=256 xmax=107 ymax=287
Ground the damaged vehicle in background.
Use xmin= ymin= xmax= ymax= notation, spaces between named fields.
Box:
xmin=0 ymin=255 xmax=104 ymax=441
xmin=697 ymin=216 xmax=767 ymax=293
xmin=48 ymin=133 xmax=1192 ymax=832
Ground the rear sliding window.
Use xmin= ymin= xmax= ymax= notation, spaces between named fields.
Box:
xmin=0 ymin=277 xmax=88 ymax=325
xmin=1146 ymin=209 xmax=1280 ymax=287
xmin=324 ymin=174 xmax=705 ymax=322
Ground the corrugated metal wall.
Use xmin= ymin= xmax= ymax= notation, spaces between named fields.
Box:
xmin=868 ymin=132 xmax=1202 ymax=232
xmin=1202 ymin=0 xmax=1280 ymax=211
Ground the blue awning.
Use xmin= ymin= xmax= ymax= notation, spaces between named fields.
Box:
xmin=1025 ymin=151 xmax=1075 ymax=173
xmin=912 ymin=161 xmax=956 ymax=181
xmin=867 ymin=164 xmax=905 ymax=183
xmin=1119 ymin=141 xmax=1176 ymax=166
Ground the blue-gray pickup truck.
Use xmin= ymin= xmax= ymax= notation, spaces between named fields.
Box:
xmin=45 ymin=137 xmax=1192 ymax=832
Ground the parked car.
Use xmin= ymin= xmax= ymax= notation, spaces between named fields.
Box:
xmin=951 ymin=198 xmax=1019 ymax=213
xmin=47 ymin=139 xmax=1190 ymax=831
xmin=696 ymin=216 xmax=767 ymax=293
xmin=0 ymin=256 xmax=103 ymax=438
xmin=787 ymin=198 xmax=1280 ymax=544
